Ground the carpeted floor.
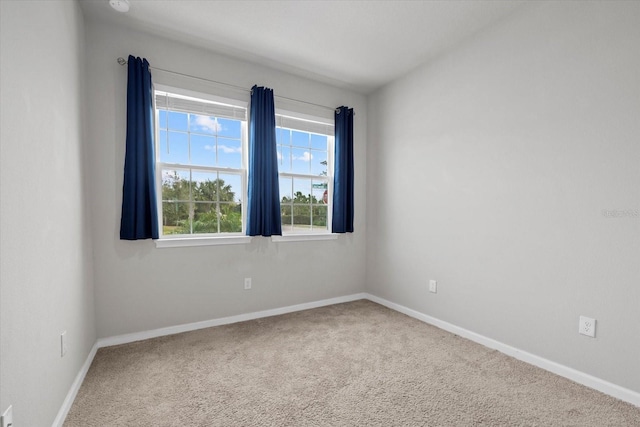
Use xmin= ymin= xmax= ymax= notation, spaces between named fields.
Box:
xmin=64 ymin=300 xmax=640 ymax=426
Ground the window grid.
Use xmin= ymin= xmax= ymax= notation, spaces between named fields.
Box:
xmin=155 ymin=91 xmax=246 ymax=238
xmin=279 ymin=176 xmax=329 ymax=232
xmin=160 ymin=167 xmax=244 ymax=236
xmin=277 ymin=121 xmax=332 ymax=234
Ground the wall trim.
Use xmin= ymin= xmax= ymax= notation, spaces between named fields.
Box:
xmin=96 ymin=293 xmax=368 ymax=348
xmin=54 ymin=290 xmax=638 ymax=426
xmin=364 ymin=293 xmax=640 ymax=408
xmin=52 ymin=341 xmax=99 ymax=427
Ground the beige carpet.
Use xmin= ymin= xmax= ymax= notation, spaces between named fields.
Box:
xmin=65 ymin=300 xmax=640 ymax=426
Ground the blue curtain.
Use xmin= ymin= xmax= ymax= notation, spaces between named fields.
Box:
xmin=120 ymin=55 xmax=159 ymax=240
xmin=332 ymin=106 xmax=354 ymax=233
xmin=246 ymin=85 xmax=282 ymax=236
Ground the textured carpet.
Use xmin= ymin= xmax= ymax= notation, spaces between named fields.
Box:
xmin=65 ymin=300 xmax=640 ymax=426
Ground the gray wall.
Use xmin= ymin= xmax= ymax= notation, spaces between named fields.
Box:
xmin=2 ymin=3 xmax=637 ymax=425
xmin=366 ymin=1 xmax=640 ymax=393
xmin=84 ymin=20 xmax=367 ymax=339
xmin=0 ymin=1 xmax=96 ymax=426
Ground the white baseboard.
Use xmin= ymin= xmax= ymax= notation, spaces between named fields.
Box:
xmin=52 ymin=341 xmax=99 ymax=427
xmin=54 ymin=290 xmax=639 ymax=426
xmin=97 ymin=293 xmax=368 ymax=348
xmin=364 ymin=293 xmax=640 ymax=408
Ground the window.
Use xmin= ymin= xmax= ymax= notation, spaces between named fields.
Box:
xmin=155 ymin=90 xmax=247 ymax=239
xmin=276 ymin=114 xmax=334 ymax=234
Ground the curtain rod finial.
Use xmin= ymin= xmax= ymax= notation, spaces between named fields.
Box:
xmin=117 ymin=57 xmax=127 ymax=66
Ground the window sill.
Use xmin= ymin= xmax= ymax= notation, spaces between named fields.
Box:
xmin=155 ymin=235 xmax=252 ymax=248
xmin=271 ymin=233 xmax=339 ymax=243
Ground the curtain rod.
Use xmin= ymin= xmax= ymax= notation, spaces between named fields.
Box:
xmin=117 ymin=57 xmax=349 ymax=115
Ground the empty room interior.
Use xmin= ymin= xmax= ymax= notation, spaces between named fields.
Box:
xmin=1 ymin=0 xmax=639 ymax=426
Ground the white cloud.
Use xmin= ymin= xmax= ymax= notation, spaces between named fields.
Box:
xmin=203 ymin=144 xmax=240 ymax=154
xmin=218 ymin=144 xmax=241 ymax=154
xmin=194 ymin=115 xmax=221 ymax=133
xmin=293 ymin=151 xmax=313 ymax=162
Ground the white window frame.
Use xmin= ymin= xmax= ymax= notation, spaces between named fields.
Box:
xmin=153 ymin=84 xmax=251 ymax=248
xmin=272 ymin=109 xmax=337 ymax=242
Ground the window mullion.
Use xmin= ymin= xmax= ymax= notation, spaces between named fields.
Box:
xmin=189 ymin=168 xmax=193 ymax=235
xmin=159 ymin=162 xmax=242 ymax=175
xmin=279 ymin=172 xmax=328 ymax=181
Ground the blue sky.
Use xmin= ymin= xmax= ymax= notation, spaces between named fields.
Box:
xmin=158 ymin=109 xmax=329 ymax=204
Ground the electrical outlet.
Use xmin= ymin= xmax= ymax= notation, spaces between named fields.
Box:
xmin=1 ymin=405 xmax=13 ymax=427
xmin=579 ymin=316 xmax=596 ymax=338
xmin=61 ymin=330 xmax=68 ymax=357
xmin=244 ymin=277 xmax=252 ymax=290
xmin=429 ymin=279 xmax=437 ymax=293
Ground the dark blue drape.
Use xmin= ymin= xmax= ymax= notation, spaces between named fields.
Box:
xmin=332 ymin=106 xmax=354 ymax=233
xmin=120 ymin=55 xmax=159 ymax=240
xmin=246 ymin=85 xmax=282 ymax=236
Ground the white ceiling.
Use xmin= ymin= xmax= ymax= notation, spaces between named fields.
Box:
xmin=80 ymin=0 xmax=527 ymax=94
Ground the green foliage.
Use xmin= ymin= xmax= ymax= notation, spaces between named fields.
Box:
xmin=162 ymin=174 xmax=330 ymax=234
xmin=280 ymin=214 xmax=327 ymax=227
xmin=281 ymin=191 xmax=320 ymax=205
xmin=280 ymin=191 xmax=327 ymax=230
xmin=161 ymin=172 xmax=242 ymax=234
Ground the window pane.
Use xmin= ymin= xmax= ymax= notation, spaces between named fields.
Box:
xmin=218 ymin=118 xmax=241 ymax=138
xmin=168 ymin=111 xmax=188 ymax=131
xmin=218 ymin=173 xmax=242 ymax=203
xmin=292 ymin=130 xmax=309 ymax=147
xmin=158 ymin=129 xmax=168 ymax=159
xmin=312 ymin=180 xmax=328 ymax=204
xmin=291 ymin=148 xmax=312 ymax=174
xmin=292 ymin=178 xmax=311 ymax=203
xmin=279 ymin=176 xmax=292 ymax=202
xmin=281 ymin=205 xmax=293 ymax=232
xmin=164 ymin=131 xmax=189 ymax=164
xmin=162 ymin=201 xmax=191 ymax=235
xmin=190 ymin=134 xmax=216 ymax=167
xmin=189 ymin=114 xmax=218 ymax=135
xmin=218 ymin=138 xmax=242 ymax=169
xmin=293 ymin=204 xmax=311 ymax=229
xmin=193 ymin=204 xmax=219 ymax=234
xmin=162 ymin=169 xmax=191 ymax=201
xmin=278 ymin=145 xmax=291 ymax=173
xmin=312 ymin=205 xmax=328 ymax=230
xmin=277 ymin=128 xmax=291 ymax=146
xmin=219 ymin=202 xmax=242 ymax=233
xmin=311 ymin=150 xmax=328 ymax=176
xmin=158 ymin=110 xmax=168 ymax=130
xmin=194 ymin=201 xmax=216 ymax=214
xmin=192 ymin=171 xmax=218 ymax=202
xmin=310 ymin=134 xmax=327 ymax=150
